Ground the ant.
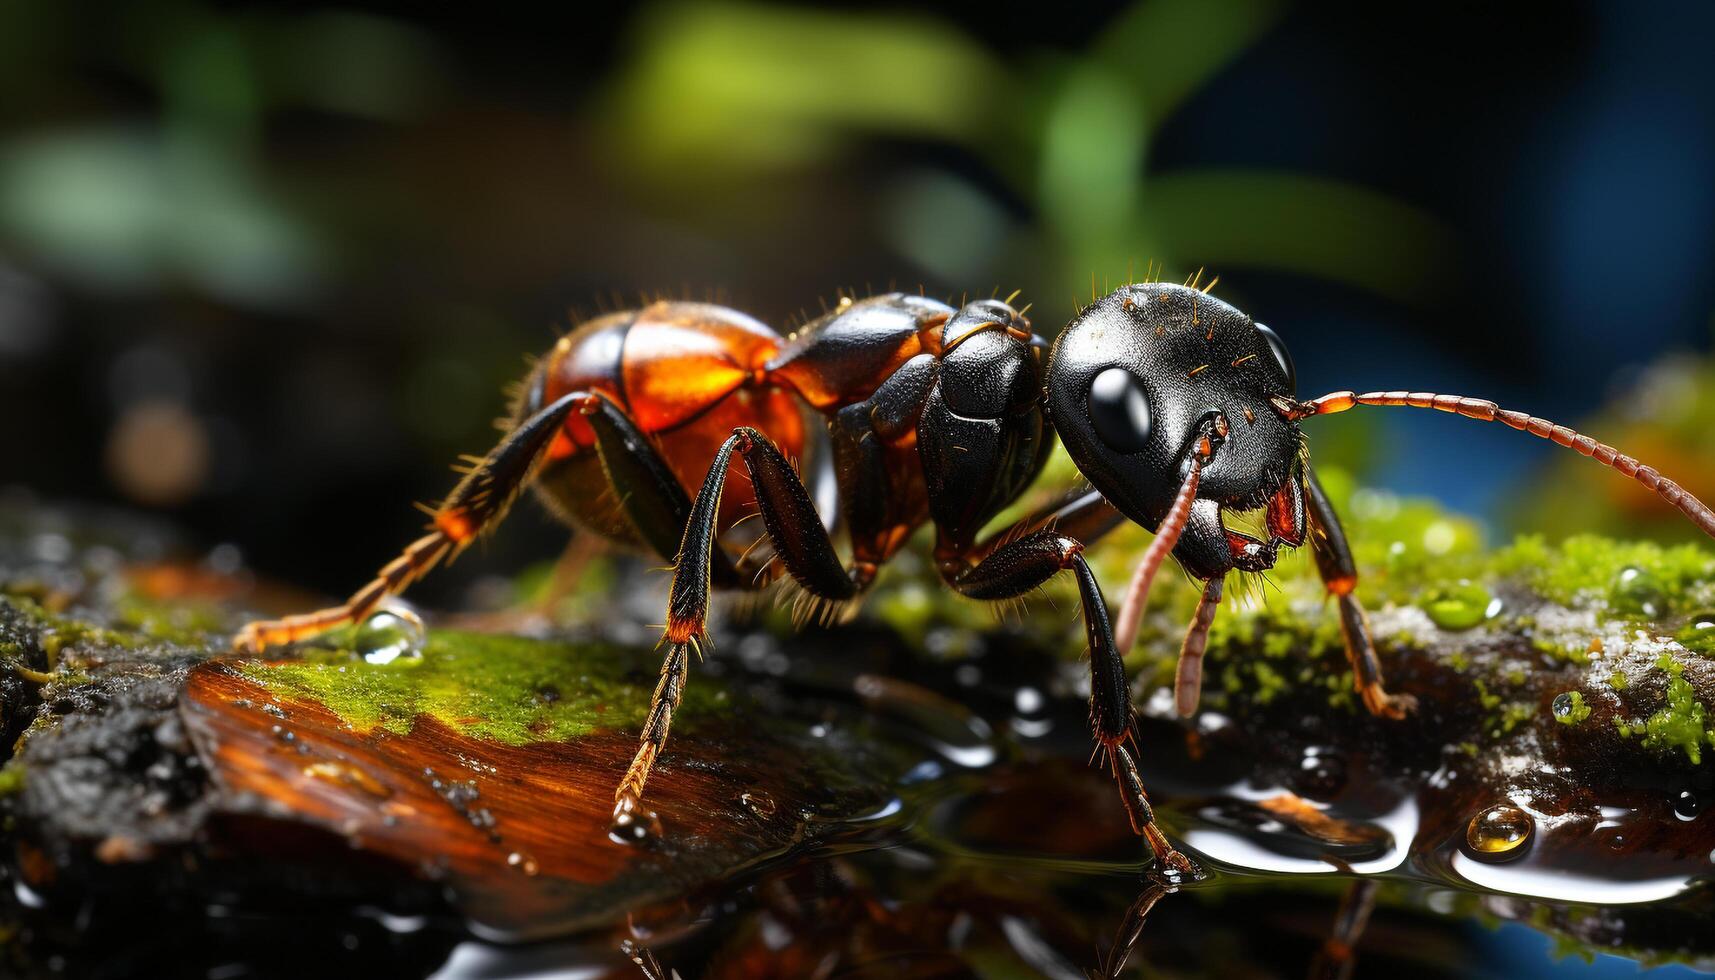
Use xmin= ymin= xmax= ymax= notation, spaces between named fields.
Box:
xmin=235 ymin=280 xmax=1715 ymax=876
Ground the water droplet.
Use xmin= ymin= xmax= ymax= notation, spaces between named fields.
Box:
xmin=1612 ymin=567 xmax=1666 ymax=618
xmin=739 ymin=791 xmax=777 ymax=819
xmin=1420 ymin=581 xmax=1495 ymax=631
xmin=1676 ymin=612 xmax=1715 ymax=653
xmin=1013 ymin=686 xmax=1043 ymax=715
xmin=1551 ymin=691 xmax=1590 ymax=725
xmin=609 ymin=796 xmax=662 ymax=846
xmin=1465 ymin=803 xmax=1533 ymax=861
xmin=1674 ymin=790 xmax=1700 ymax=821
xmin=1297 ymin=746 xmax=1347 ymax=798
xmin=355 ymin=604 xmax=426 ymax=665
xmin=506 ymin=851 xmax=539 ymax=875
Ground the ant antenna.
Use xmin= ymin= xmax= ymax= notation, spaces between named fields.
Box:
xmin=1284 ymin=390 xmax=1715 ymax=540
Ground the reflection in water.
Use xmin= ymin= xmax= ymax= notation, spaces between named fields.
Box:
xmin=1182 ymin=792 xmax=1418 ymax=876
xmin=1308 ymin=880 xmax=1379 ymax=980
xmin=1094 ymin=882 xmax=1172 ymax=979
xmin=1447 ymin=853 xmax=1691 ymax=905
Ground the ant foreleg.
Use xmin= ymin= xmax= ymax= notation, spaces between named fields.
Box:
xmin=616 ymin=427 xmax=869 ymax=817
xmin=1305 ymin=469 xmax=1416 ymax=719
xmin=233 ymin=390 xmax=596 ymax=653
xmin=944 ymin=530 xmax=1194 ymax=874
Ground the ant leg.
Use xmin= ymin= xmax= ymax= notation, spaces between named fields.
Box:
xmin=1304 ymin=469 xmax=1416 ymax=719
xmin=615 ymin=427 xmax=867 ymax=816
xmin=1309 ymin=879 xmax=1379 ymax=980
xmin=235 ymin=391 xmax=748 ymax=654
xmin=581 ymin=393 xmax=740 ymax=585
xmin=234 ymin=390 xmax=596 ymax=653
xmin=946 ymin=530 xmax=1193 ymax=874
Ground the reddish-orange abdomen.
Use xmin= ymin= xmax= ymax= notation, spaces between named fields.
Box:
xmin=527 ymin=301 xmax=804 ymax=541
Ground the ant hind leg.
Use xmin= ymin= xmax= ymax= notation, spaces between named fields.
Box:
xmin=615 ymin=427 xmax=868 ymax=822
xmin=233 ymin=390 xmax=598 ymax=653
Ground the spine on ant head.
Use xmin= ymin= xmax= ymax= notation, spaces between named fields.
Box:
xmin=1295 ymin=389 xmax=1715 ymax=541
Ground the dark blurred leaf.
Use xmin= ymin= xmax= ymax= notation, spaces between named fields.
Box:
xmin=1144 ymin=170 xmax=1455 ymax=300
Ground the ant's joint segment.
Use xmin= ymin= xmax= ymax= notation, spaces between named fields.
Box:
xmin=850 ymin=561 xmax=879 ymax=589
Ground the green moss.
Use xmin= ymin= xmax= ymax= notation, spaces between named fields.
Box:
xmin=1533 ymin=635 xmax=1592 ymax=665
xmin=1250 ymin=661 xmax=1287 ymax=704
xmin=1491 ymin=701 xmax=1535 ymax=739
xmin=1608 ymin=668 xmax=1629 ymax=690
xmin=0 ymin=764 xmax=24 ymax=798
xmin=1473 ymin=679 xmax=1502 ymax=712
xmin=238 ymin=629 xmax=714 ymax=745
xmin=1611 ymin=655 xmax=1714 ymax=764
xmin=1676 ymin=612 xmax=1715 ymax=654
xmin=110 ymin=594 xmax=229 ymax=645
xmin=1514 ymin=536 xmax=1715 ymax=617
xmin=3 ymin=595 xmax=156 ymax=655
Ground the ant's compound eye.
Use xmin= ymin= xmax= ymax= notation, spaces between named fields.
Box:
xmin=1088 ymin=367 xmax=1153 ymax=454
xmin=1255 ymin=323 xmax=1297 ymax=394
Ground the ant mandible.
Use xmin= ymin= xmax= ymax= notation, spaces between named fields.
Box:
xmin=235 ymin=280 xmax=1715 ymax=876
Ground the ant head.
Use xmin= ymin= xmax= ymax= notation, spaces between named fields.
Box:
xmin=1046 ymin=282 xmax=1302 ymax=528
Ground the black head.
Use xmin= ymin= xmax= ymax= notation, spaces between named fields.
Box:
xmin=1046 ymin=282 xmax=1302 ymax=529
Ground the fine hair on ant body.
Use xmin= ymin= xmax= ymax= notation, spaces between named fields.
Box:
xmin=236 ymin=278 xmax=1715 ymax=876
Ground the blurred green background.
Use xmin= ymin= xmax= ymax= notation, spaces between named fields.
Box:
xmin=3 ymin=0 xmax=1715 ymax=603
